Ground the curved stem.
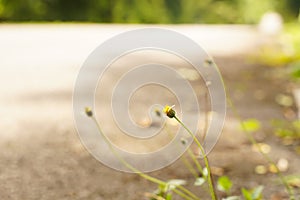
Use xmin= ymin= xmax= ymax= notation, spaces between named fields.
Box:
xmin=227 ymin=98 xmax=295 ymax=200
xmin=174 ymin=116 xmax=218 ymax=200
xmin=91 ymin=116 xmax=200 ymax=200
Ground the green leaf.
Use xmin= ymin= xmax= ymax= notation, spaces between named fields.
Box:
xmin=285 ymin=174 xmax=300 ymax=188
xmin=241 ymin=119 xmax=261 ymax=132
xmin=158 ymin=183 xmax=167 ymax=194
xmin=194 ymin=177 xmax=206 ymax=186
xmin=241 ymin=186 xmax=264 ymax=200
xmin=166 ymin=193 xmax=172 ymax=200
xmin=167 ymin=179 xmax=186 ymax=190
xmin=217 ymin=176 xmax=232 ymax=194
xmin=289 ymin=61 xmax=300 ymax=79
xmin=251 ymin=186 xmax=264 ymax=200
xmin=275 ymin=128 xmax=294 ymax=138
xmin=241 ymin=188 xmax=252 ymax=200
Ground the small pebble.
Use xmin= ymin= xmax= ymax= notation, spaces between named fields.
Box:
xmin=255 ymin=165 xmax=267 ymax=175
xmin=275 ymin=94 xmax=293 ymax=107
xmin=277 ymin=158 xmax=289 ymax=172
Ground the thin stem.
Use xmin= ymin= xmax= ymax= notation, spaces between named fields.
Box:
xmin=174 ymin=116 xmax=218 ymax=200
xmin=227 ymin=98 xmax=295 ymax=200
xmin=165 ymin=113 xmax=210 ymax=196
xmin=144 ymin=193 xmax=166 ymax=200
xmin=92 ymin=118 xmax=164 ymax=183
xmin=176 ymin=185 xmax=201 ymax=200
xmin=91 ymin=116 xmax=200 ymax=200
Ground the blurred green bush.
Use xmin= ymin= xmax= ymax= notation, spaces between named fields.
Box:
xmin=254 ymin=22 xmax=300 ymax=68
xmin=0 ymin=0 xmax=299 ymax=23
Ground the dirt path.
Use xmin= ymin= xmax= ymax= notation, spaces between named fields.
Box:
xmin=0 ymin=24 xmax=299 ymax=200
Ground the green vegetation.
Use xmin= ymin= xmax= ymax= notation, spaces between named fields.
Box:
xmin=241 ymin=118 xmax=261 ymax=132
xmin=285 ymin=23 xmax=300 ymax=79
xmin=217 ymin=176 xmax=232 ymax=196
xmin=86 ymin=104 xmax=297 ymax=199
xmin=271 ymin=119 xmax=300 ymax=150
xmin=255 ymin=22 xmax=300 ymax=67
xmin=241 ymin=186 xmax=264 ymax=200
xmin=0 ymin=0 xmax=299 ymax=23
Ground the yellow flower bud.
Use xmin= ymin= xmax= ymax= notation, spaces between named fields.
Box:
xmin=163 ymin=105 xmax=176 ymax=118
xmin=85 ymin=107 xmax=93 ymax=117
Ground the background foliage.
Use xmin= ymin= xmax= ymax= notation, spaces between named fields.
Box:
xmin=0 ymin=0 xmax=299 ymax=23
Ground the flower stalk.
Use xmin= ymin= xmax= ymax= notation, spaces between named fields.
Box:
xmin=227 ymin=99 xmax=295 ymax=200
xmin=164 ymin=105 xmax=218 ymax=200
xmin=85 ymin=107 xmax=201 ymax=200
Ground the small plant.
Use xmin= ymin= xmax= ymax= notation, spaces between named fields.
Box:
xmin=241 ymin=186 xmax=264 ymax=200
xmin=84 ymin=107 xmax=200 ymax=200
xmin=228 ymin=98 xmax=296 ymax=200
xmin=216 ymin=175 xmax=264 ymax=200
xmin=146 ymin=179 xmax=187 ymax=200
xmin=289 ymin=60 xmax=300 ymax=80
xmin=272 ymin=119 xmax=300 ymax=142
xmin=284 ymin=174 xmax=300 ymax=188
xmin=240 ymin=119 xmax=261 ymax=133
xmin=271 ymin=119 xmax=300 ymax=155
xmin=85 ymin=102 xmax=297 ymax=199
xmin=253 ymin=22 xmax=300 ymax=68
xmin=217 ymin=176 xmax=232 ymax=196
xmin=164 ymin=105 xmax=218 ymax=200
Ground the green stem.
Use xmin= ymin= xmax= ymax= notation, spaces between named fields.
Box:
xmin=174 ymin=116 xmax=218 ymax=200
xmin=91 ymin=116 xmax=200 ymax=200
xmin=227 ymin=98 xmax=295 ymax=200
xmin=172 ymin=188 xmax=198 ymax=200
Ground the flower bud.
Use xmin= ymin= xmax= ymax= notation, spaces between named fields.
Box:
xmin=164 ymin=105 xmax=176 ymax=118
xmin=85 ymin=107 xmax=93 ymax=117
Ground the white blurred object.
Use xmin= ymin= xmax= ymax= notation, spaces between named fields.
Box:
xmin=277 ymin=158 xmax=289 ymax=172
xmin=258 ymin=12 xmax=283 ymax=35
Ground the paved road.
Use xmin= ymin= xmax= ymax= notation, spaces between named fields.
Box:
xmin=1 ymin=24 xmax=259 ymax=139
